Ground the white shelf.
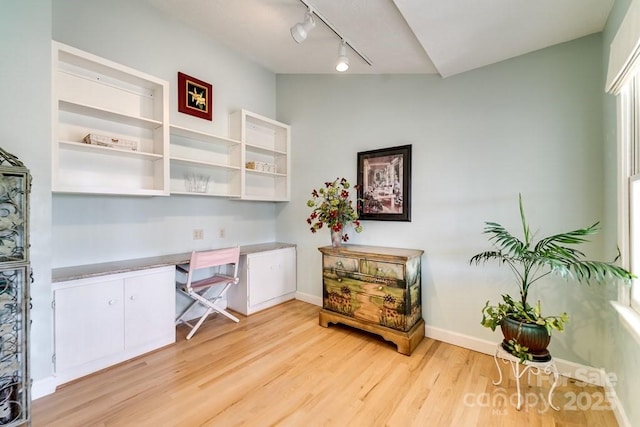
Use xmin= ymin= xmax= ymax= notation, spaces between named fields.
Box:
xmin=59 ymin=100 xmax=163 ymax=129
xmin=59 ymin=140 xmax=163 ymax=160
xmin=169 ymin=156 xmax=241 ymax=171
xmin=168 ymin=124 xmax=242 ymax=198
xmin=169 ymin=125 xmax=240 ymax=146
xmin=245 ymin=142 xmax=287 ymax=156
xmin=229 ymin=109 xmax=291 ymax=201
xmin=52 ymin=41 xmax=169 ymax=196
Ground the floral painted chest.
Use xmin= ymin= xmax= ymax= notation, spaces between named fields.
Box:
xmin=318 ymin=245 xmax=424 ymax=355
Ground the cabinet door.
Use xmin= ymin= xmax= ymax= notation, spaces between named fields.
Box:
xmin=248 ymin=247 xmax=296 ymax=306
xmin=54 ymin=278 xmax=124 ymax=372
xmin=124 ymin=267 xmax=175 ymax=349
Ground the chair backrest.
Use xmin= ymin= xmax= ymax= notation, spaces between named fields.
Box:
xmin=189 ymin=246 xmax=240 ymax=270
xmin=185 ymin=246 xmax=240 ymax=287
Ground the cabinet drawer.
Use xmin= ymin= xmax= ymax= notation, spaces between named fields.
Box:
xmin=323 ymin=270 xmax=405 ymax=289
xmin=323 ymin=288 xmax=414 ymax=331
xmin=359 ymin=259 xmax=405 ymax=279
xmin=352 ymin=293 xmax=410 ymax=330
xmin=322 ymin=255 xmax=358 ymax=272
xmin=323 ymin=278 xmax=406 ymax=317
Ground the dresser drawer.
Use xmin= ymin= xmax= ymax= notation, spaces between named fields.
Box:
xmin=323 ymin=269 xmax=406 ymax=289
xmin=323 ymin=277 xmax=408 ymax=323
xmin=359 ymin=259 xmax=405 ymax=279
xmin=323 ymin=255 xmax=358 ymax=272
xmin=353 ymin=293 xmax=410 ymax=330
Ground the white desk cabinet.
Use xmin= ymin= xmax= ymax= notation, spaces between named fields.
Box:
xmin=227 ymin=244 xmax=296 ymax=315
xmin=53 ymin=266 xmax=175 ymax=384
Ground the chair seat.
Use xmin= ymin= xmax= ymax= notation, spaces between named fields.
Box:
xmin=189 ymin=274 xmax=237 ymax=290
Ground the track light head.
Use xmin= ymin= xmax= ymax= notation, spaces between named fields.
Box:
xmin=335 ymin=40 xmax=349 ymax=72
xmin=290 ymin=9 xmax=315 ymax=43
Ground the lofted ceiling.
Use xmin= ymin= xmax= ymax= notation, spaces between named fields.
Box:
xmin=145 ymin=0 xmax=614 ymax=77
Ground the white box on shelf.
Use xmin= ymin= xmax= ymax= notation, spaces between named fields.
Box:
xmin=83 ymin=134 xmax=139 ymax=151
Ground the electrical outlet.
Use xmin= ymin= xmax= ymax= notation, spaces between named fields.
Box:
xmin=219 ymin=228 xmax=226 ymax=238
xmin=193 ymin=229 xmax=204 ymax=240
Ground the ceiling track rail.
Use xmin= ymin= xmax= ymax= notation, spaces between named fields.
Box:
xmin=297 ymin=0 xmax=373 ymax=67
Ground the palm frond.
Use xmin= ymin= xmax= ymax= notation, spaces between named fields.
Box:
xmin=483 ymin=222 xmax=526 ymax=256
xmin=533 ymin=223 xmax=600 ymax=254
xmin=561 ymin=260 xmax=635 ymax=284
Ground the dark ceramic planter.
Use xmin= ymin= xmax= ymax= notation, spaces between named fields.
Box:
xmin=500 ymin=316 xmax=551 ymax=361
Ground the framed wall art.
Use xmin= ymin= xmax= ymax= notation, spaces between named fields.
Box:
xmin=178 ymin=72 xmax=213 ymax=121
xmin=357 ymin=144 xmax=411 ymax=221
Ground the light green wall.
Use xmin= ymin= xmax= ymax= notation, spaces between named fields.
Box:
xmin=0 ymin=1 xmax=53 ymax=381
xmin=276 ymin=34 xmax=610 ymax=365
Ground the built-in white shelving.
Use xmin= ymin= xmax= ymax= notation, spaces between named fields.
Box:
xmin=52 ymin=43 xmax=291 ymax=202
xmin=230 ymin=109 xmax=291 ymax=201
xmin=52 ymin=41 xmax=170 ymax=196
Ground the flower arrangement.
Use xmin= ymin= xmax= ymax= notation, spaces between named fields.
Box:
xmin=306 ymin=177 xmax=363 ymax=243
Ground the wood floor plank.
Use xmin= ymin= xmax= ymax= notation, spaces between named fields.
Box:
xmin=31 ymin=300 xmax=619 ymax=426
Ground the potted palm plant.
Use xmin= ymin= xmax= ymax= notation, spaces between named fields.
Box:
xmin=470 ymin=194 xmax=634 ymax=362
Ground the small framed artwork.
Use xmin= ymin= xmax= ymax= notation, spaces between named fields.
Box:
xmin=357 ymin=144 xmax=411 ymax=222
xmin=177 ymin=72 xmax=213 ymax=121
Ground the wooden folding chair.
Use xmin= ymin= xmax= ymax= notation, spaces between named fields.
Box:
xmin=175 ymin=246 xmax=240 ymax=340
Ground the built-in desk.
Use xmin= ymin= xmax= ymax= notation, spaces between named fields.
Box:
xmin=52 ymin=242 xmax=295 ymax=282
xmin=51 ymin=242 xmax=296 ymax=387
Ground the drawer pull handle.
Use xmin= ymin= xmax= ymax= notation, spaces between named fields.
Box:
xmin=337 ymin=278 xmax=342 ymax=282
xmin=337 ymin=261 xmax=343 ymax=267
xmin=108 ymin=299 xmax=116 ymax=306
xmin=378 ymin=286 xmax=383 ymax=291
xmin=130 ymin=295 xmax=136 ymax=301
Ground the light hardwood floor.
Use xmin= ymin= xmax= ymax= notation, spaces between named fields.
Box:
xmin=32 ymin=300 xmax=618 ymax=426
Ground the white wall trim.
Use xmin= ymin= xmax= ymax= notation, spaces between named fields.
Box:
xmin=295 ymin=291 xmax=322 ymax=307
xmin=611 ymin=300 xmax=640 ymax=346
xmin=605 ymin=374 xmax=632 ymax=427
xmin=32 ymin=376 xmax=57 ymax=400
xmin=606 ymin=0 xmax=640 ymax=93
xmin=425 ymin=324 xmax=610 ymax=387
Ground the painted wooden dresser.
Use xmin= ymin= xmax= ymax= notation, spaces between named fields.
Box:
xmin=318 ymin=245 xmax=424 ymax=355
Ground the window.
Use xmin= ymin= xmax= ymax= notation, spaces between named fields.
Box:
xmin=607 ymin=0 xmax=640 ymax=341
xmin=612 ymin=73 xmax=640 ymax=343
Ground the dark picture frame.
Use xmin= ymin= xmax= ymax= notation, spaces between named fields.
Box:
xmin=178 ymin=72 xmax=213 ymax=121
xmin=357 ymin=144 xmax=411 ymax=222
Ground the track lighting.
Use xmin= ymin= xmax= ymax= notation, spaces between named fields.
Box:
xmin=290 ymin=0 xmax=372 ymax=71
xmin=290 ymin=8 xmax=315 ymax=43
xmin=335 ymin=40 xmax=349 ymax=72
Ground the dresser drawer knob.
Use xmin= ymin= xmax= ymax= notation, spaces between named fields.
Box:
xmin=337 ymin=278 xmax=342 ymax=282
xmin=378 ymin=286 xmax=383 ymax=291
xmin=108 ymin=299 xmax=116 ymax=306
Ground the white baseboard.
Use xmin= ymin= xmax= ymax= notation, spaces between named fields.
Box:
xmin=32 ymin=376 xmax=57 ymax=400
xmin=604 ymin=375 xmax=632 ymax=427
xmin=295 ymin=291 xmax=322 ymax=307
xmin=425 ymin=324 xmax=608 ymax=387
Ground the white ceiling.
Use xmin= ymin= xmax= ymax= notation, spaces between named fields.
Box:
xmin=146 ymin=0 xmax=614 ymax=77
